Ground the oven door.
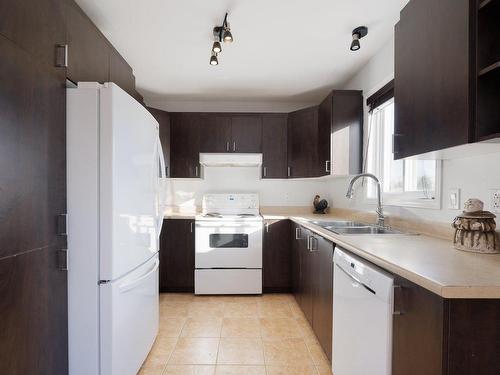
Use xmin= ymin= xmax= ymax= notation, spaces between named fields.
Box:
xmin=195 ymin=220 xmax=263 ymax=268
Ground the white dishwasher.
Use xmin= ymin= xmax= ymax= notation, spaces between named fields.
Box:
xmin=332 ymin=248 xmax=394 ymax=375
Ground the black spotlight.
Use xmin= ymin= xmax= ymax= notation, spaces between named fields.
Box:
xmin=350 ymin=26 xmax=368 ymax=51
xmin=212 ymin=41 xmax=222 ymax=53
xmin=223 ymin=26 xmax=233 ymax=43
xmin=210 ymin=53 xmax=219 ymax=66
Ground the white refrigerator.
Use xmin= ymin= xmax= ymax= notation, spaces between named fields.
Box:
xmin=67 ymin=82 xmax=166 ymax=375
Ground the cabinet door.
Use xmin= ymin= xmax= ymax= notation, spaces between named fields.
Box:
xmin=287 ymin=106 xmax=319 ymax=178
xmin=318 ymin=95 xmax=332 ymax=177
xmin=263 ymin=219 xmax=291 ymax=292
xmin=231 ymin=115 xmax=262 ymax=152
xmin=394 ymin=0 xmax=471 ymax=159
xmin=159 ymin=219 xmax=195 ymax=292
xmin=0 ymin=0 xmax=66 ymax=68
xmin=147 ymin=107 xmax=171 ymax=177
xmin=170 ymin=113 xmax=201 ymax=178
xmin=312 ymin=236 xmax=334 ymax=362
xmin=0 ymin=35 xmax=67 ymax=374
xmin=392 ymin=276 xmax=445 ymax=375
xmin=109 ymin=47 xmax=135 ymax=97
xmin=262 ymin=114 xmax=288 ymax=178
xmin=66 ymin=0 xmax=110 ymax=83
xmin=291 ymin=223 xmax=302 ymax=305
xmin=200 ymin=114 xmax=231 ymax=153
xmin=299 ymin=229 xmax=314 ymax=324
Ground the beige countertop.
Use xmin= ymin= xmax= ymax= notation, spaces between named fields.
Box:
xmin=164 ymin=206 xmax=500 ymax=299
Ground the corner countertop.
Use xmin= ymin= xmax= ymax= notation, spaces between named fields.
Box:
xmin=164 ymin=207 xmax=500 ymax=299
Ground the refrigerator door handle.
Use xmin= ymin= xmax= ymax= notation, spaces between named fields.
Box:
xmin=155 ymin=137 xmax=167 ymax=237
xmin=119 ymin=258 xmax=160 ymax=293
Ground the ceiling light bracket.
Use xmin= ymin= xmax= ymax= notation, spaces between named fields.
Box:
xmin=352 ymin=26 xmax=368 ymax=39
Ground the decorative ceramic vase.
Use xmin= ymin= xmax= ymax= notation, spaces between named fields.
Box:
xmin=452 ymin=202 xmax=499 ymax=254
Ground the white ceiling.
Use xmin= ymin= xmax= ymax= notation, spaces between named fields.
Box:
xmin=76 ymin=0 xmax=407 ymax=104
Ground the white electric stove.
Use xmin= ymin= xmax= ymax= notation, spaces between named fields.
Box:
xmin=195 ymin=193 xmax=263 ymax=295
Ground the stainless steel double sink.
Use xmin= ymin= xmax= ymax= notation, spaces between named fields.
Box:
xmin=308 ymin=220 xmax=405 ymax=235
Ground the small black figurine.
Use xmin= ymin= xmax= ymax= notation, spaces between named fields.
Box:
xmin=313 ymin=195 xmax=328 ymax=214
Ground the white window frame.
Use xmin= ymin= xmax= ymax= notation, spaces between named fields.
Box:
xmin=363 ymin=98 xmax=442 ymax=210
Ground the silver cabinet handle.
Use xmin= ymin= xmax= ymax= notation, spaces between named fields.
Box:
xmin=325 ymin=160 xmax=330 ymax=173
xmin=295 ymin=227 xmax=302 ymax=240
xmin=226 ymin=141 xmax=230 ymax=152
xmin=195 ymin=166 xmax=199 ymax=177
xmin=310 ymin=236 xmax=318 ymax=251
xmin=190 ymin=221 xmax=194 ymax=233
xmin=263 ymin=167 xmax=267 ymax=177
xmin=165 ymin=166 xmax=169 ymax=177
xmin=307 ymin=236 xmax=312 ymax=250
xmin=265 ymin=222 xmax=269 ymax=233
xmin=287 ymin=166 xmax=291 ymax=177
xmin=233 ymin=141 xmax=236 ymax=152
xmin=55 ymin=44 xmax=68 ymax=67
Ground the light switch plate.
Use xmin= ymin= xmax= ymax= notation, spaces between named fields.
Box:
xmin=490 ymin=189 xmax=500 ymax=213
xmin=448 ymin=188 xmax=460 ymax=210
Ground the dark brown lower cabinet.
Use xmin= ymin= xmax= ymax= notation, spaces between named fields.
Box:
xmin=263 ymin=219 xmax=291 ymax=292
xmin=393 ymin=276 xmax=500 ymax=375
xmin=159 ymin=219 xmax=195 ymax=292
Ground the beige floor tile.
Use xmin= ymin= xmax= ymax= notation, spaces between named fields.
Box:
xmin=138 ymin=363 xmax=165 ymax=375
xmin=181 ymin=318 xmax=223 ymax=338
xmin=215 ymin=365 xmax=266 ymax=375
xmin=305 ymin=340 xmax=330 ymax=368
xmin=316 ymin=365 xmax=333 ymax=375
xmin=261 ymin=294 xmax=294 ymax=303
xmin=296 ymin=317 xmax=317 ymax=341
xmin=168 ymin=338 xmax=220 ymax=365
xmin=142 ymin=337 xmax=178 ymax=368
xmin=217 ymin=338 xmax=265 ymax=365
xmin=161 ymin=293 xmax=195 ymax=303
xmin=161 ymin=302 xmax=190 ymax=318
xmin=258 ymin=302 xmax=293 ymax=318
xmin=266 ymin=365 xmax=318 ymax=375
xmin=215 ymin=295 xmax=261 ymax=303
xmin=221 ymin=318 xmax=261 ymax=338
xmin=189 ymin=302 xmax=225 ymax=318
xmin=164 ymin=365 xmax=216 ymax=375
xmin=262 ymin=338 xmax=314 ymax=366
xmin=223 ymin=302 xmax=259 ymax=317
xmin=260 ymin=318 xmax=302 ymax=338
xmin=159 ymin=317 xmax=187 ymax=337
xmin=289 ymin=301 xmax=305 ymax=318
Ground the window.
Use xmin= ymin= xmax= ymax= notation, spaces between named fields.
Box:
xmin=365 ymin=96 xmax=441 ymax=209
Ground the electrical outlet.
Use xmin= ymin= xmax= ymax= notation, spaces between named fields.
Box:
xmin=490 ymin=189 xmax=500 ymax=213
xmin=448 ymin=188 xmax=460 ymax=210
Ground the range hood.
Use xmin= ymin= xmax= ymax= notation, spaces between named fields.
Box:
xmin=199 ymin=153 xmax=262 ymax=167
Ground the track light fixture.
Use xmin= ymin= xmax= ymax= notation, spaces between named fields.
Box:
xmin=350 ymin=26 xmax=368 ymax=51
xmin=210 ymin=12 xmax=234 ymax=66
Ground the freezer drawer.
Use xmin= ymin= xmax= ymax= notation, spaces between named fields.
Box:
xmin=100 ymin=254 xmax=159 ymax=375
xmin=195 ymin=269 xmax=262 ymax=295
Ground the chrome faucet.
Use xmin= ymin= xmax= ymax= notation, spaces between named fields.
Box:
xmin=346 ymin=173 xmax=385 ymax=227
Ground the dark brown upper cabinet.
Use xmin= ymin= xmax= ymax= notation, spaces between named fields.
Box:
xmin=394 ymin=0 xmax=500 ymax=159
xmin=287 ymin=106 xmax=320 ymax=178
xmin=170 ymin=113 xmax=201 ymax=178
xmin=200 ymin=114 xmax=232 ymax=153
xmin=109 ymin=47 xmax=135 ymax=97
xmin=231 ymin=115 xmax=263 ymax=152
xmin=0 ymin=0 xmax=66 ymax=69
xmin=263 ymin=219 xmax=292 ymax=292
xmin=65 ymin=0 xmax=110 ymax=84
xmin=147 ymin=107 xmax=171 ymax=177
xmin=262 ymin=114 xmax=288 ymax=178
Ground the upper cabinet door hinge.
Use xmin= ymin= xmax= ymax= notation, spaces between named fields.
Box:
xmin=55 ymin=44 xmax=68 ymax=68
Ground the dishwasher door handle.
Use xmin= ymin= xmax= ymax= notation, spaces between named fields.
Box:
xmin=337 ymin=264 xmax=376 ymax=295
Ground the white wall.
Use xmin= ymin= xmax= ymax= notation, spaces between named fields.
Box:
xmin=329 ymin=37 xmax=500 ymax=223
xmin=164 ymin=166 xmax=331 ymax=211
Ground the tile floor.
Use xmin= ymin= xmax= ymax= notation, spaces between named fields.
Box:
xmin=138 ymin=293 xmax=333 ymax=375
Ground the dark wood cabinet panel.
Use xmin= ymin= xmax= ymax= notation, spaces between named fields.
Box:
xmin=317 ymin=95 xmax=332 ymax=177
xmin=394 ymin=0 xmax=472 ymax=159
xmin=66 ymin=0 xmax=110 ymax=83
xmin=170 ymin=113 xmax=201 ymax=178
xmin=159 ymin=219 xmax=195 ymax=292
xmin=231 ymin=115 xmax=262 ymax=152
xmin=287 ymin=106 xmax=319 ymax=178
xmin=312 ymin=236 xmax=334 ymax=362
xmin=291 ymin=222 xmax=302 ymax=305
xmin=148 ymin=107 xmax=171 ymax=177
xmin=109 ymin=47 xmax=135 ymax=97
xmin=0 ymin=0 xmax=66 ymax=68
xmin=0 ymin=247 xmax=68 ymax=375
xmin=0 ymin=35 xmax=66 ymax=258
xmin=299 ymin=229 xmax=314 ymax=324
xmin=200 ymin=114 xmax=231 ymax=153
xmin=262 ymin=114 xmax=288 ymax=178
xmin=263 ymin=219 xmax=291 ymax=292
